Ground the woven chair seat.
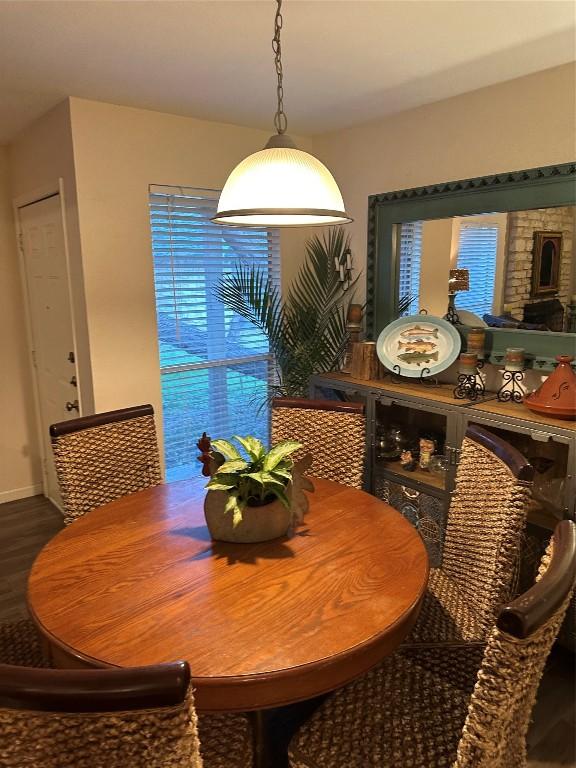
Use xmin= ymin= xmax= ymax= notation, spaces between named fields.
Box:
xmin=289 ymin=646 xmax=483 ymax=768
xmin=290 ymin=522 xmax=575 ymax=768
xmin=404 ymin=569 xmax=484 ymax=645
xmin=0 ymin=618 xmax=51 ymax=668
xmin=198 ymin=713 xmax=253 ymax=767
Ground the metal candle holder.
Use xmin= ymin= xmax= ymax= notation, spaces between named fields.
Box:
xmin=497 ymin=369 xmax=525 ymax=403
xmin=444 ymin=269 xmax=469 ymax=326
xmin=444 ymin=297 xmax=462 ymax=326
xmin=453 ymin=359 xmax=485 ymax=401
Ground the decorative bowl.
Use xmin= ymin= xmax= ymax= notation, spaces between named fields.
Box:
xmin=524 ymin=355 xmax=576 ymax=421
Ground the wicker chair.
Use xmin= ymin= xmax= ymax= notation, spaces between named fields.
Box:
xmin=50 ymin=404 xmax=162 ymax=525
xmin=0 ymin=660 xmax=253 ymax=768
xmin=289 ymin=520 xmax=576 ymax=768
xmin=405 ymin=423 xmax=534 ymax=646
xmin=0 ymin=617 xmax=51 ymax=668
xmin=271 ymin=398 xmax=366 ymax=488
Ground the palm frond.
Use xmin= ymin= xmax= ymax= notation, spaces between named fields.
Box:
xmin=215 ymin=227 xmax=360 ymax=399
xmin=397 ymin=293 xmax=415 ymax=318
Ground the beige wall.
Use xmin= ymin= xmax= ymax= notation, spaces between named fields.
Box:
xmin=0 ymin=147 xmax=42 ymax=503
xmin=68 ymin=98 xmax=312 ymax=438
xmin=312 ymin=63 xmax=576 ymax=305
xmin=9 ymin=100 xmax=94 ymax=413
xmin=0 ymin=146 xmax=42 ymax=500
xmin=5 ymin=97 xmax=312 ymax=495
xmin=419 ymin=219 xmax=453 ymax=316
xmin=7 ymin=100 xmax=94 ymax=501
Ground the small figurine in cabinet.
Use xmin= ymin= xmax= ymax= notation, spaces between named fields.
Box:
xmin=419 ymin=437 xmax=436 ymax=470
xmin=400 ymin=450 xmax=417 ymax=472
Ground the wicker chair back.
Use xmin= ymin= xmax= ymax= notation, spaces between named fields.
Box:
xmin=271 ymin=398 xmax=366 ymax=489
xmin=441 ymin=424 xmax=534 ymax=634
xmin=455 ymin=519 xmax=576 ymax=768
xmin=0 ymin=660 xmax=202 ymax=767
xmin=287 ymin=522 xmax=575 ymax=768
xmin=0 ymin=619 xmax=50 ymax=668
xmin=50 ymin=404 xmax=162 ymax=525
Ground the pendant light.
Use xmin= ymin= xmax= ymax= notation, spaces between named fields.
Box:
xmin=212 ymin=0 xmax=352 ymax=228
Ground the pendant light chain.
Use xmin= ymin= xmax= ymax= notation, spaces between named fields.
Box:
xmin=212 ymin=0 xmax=351 ymax=226
xmin=272 ymin=0 xmax=288 ymax=134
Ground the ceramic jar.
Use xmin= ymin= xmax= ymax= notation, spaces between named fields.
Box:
xmin=204 ymin=489 xmax=293 ymax=543
xmin=505 ymin=348 xmax=525 ymax=372
xmin=459 ymin=352 xmax=478 ymax=375
xmin=524 ymin=355 xmax=576 ymax=420
xmin=467 ymin=328 xmax=485 ymax=358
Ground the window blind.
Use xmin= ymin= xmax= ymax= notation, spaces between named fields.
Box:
xmin=398 ymin=221 xmax=422 ymax=313
xmin=455 ymin=223 xmax=498 ymax=317
xmin=149 ymin=185 xmax=280 ymax=482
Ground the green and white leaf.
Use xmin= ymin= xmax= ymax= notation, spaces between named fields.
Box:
xmin=233 ymin=435 xmax=265 ymax=462
xmin=263 ymin=441 xmax=303 ymax=471
xmin=216 ymin=459 xmax=249 ymax=474
xmin=246 ymin=471 xmax=286 ymax=489
xmin=206 ymin=479 xmax=236 ymax=491
xmin=206 ymin=472 xmax=241 ymax=489
xmin=273 ymin=487 xmax=291 ymax=510
xmin=271 ymin=468 xmax=292 ymax=482
xmin=210 ymin=439 xmax=242 ymax=461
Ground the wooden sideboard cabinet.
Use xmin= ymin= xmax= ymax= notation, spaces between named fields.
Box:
xmin=310 ymin=372 xmax=576 ymax=647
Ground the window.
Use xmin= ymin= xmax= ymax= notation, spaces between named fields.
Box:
xmin=398 ymin=221 xmax=422 ymax=314
xmin=149 ymin=185 xmax=280 ymax=482
xmin=455 ymin=221 xmax=499 ymax=317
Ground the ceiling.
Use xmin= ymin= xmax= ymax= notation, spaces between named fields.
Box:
xmin=0 ymin=0 xmax=574 ymax=144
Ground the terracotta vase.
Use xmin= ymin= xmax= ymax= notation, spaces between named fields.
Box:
xmin=204 ymin=456 xmax=314 ymax=543
xmin=204 ymin=490 xmax=293 ymax=543
xmin=524 ymin=355 xmax=576 ymax=420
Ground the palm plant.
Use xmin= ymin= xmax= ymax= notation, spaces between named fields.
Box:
xmin=215 ymin=228 xmax=358 ymax=398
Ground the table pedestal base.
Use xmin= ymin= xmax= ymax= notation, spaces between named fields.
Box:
xmin=248 ymin=710 xmax=269 ymax=768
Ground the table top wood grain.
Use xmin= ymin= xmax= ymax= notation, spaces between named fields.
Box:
xmin=28 ymin=477 xmax=429 ymax=711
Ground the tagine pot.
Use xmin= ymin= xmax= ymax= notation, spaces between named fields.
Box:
xmin=524 ymin=355 xmax=576 ymax=420
xmin=204 ymin=489 xmax=294 ymax=543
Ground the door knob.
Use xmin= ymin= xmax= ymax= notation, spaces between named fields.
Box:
xmin=66 ymin=400 xmax=79 ymax=412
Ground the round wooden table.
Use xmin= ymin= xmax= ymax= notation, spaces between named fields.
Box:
xmin=28 ymin=477 xmax=429 ymax=714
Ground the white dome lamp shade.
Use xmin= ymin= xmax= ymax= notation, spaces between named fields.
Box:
xmin=212 ymin=2 xmax=351 ymax=228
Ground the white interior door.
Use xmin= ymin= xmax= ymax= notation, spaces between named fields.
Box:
xmin=18 ymin=193 xmax=79 ymax=506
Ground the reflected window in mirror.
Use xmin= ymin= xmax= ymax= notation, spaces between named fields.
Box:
xmin=455 ymin=217 xmax=502 ymax=317
xmin=398 ymin=221 xmax=422 ymax=315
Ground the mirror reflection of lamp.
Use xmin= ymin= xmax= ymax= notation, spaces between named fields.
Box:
xmin=445 ymin=268 xmax=470 ymax=325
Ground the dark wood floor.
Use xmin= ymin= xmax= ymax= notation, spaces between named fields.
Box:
xmin=1 ymin=494 xmax=574 ymax=766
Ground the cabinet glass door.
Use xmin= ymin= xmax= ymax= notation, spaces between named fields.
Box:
xmin=373 ymin=397 xmax=456 ymax=566
xmin=374 ymin=399 xmax=453 ymax=493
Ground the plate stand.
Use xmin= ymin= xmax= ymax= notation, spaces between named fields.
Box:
xmin=391 ymin=365 xmax=439 ymax=387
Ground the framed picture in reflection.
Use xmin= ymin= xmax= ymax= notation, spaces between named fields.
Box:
xmin=531 ymin=230 xmax=562 ymax=297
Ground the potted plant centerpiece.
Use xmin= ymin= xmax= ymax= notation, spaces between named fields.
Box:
xmin=202 ymin=434 xmax=308 ymax=543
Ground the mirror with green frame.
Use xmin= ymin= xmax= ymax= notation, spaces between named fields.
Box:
xmin=366 ymin=163 xmax=576 ymax=369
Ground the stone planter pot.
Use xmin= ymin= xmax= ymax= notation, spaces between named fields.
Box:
xmin=204 ymin=490 xmax=293 ymax=543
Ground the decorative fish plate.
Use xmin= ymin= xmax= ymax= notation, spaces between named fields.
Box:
xmin=376 ymin=314 xmax=462 ymax=378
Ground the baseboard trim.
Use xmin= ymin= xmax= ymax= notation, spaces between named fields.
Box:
xmin=0 ymin=483 xmax=44 ymax=504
